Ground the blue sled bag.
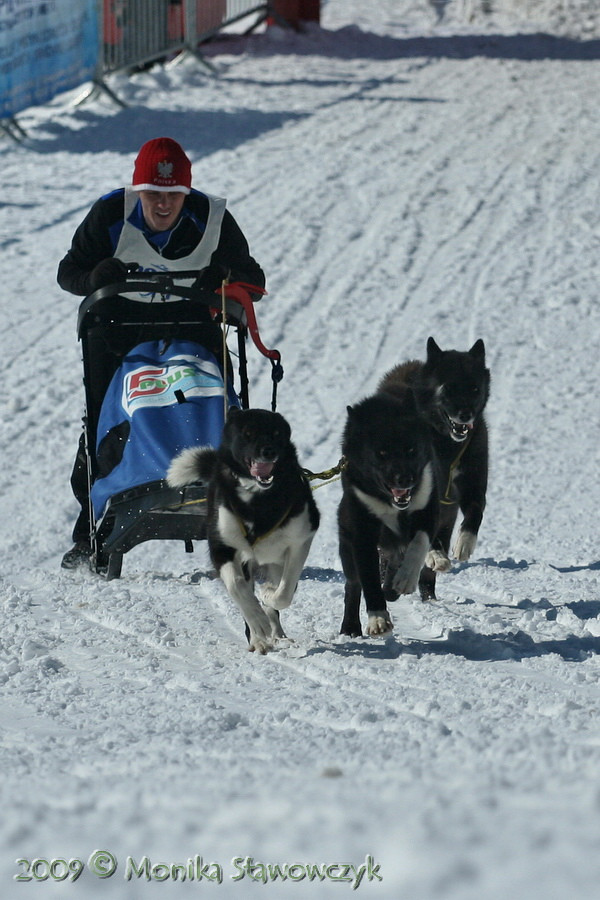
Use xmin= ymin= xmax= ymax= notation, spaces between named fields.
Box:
xmin=91 ymin=339 xmax=239 ymax=518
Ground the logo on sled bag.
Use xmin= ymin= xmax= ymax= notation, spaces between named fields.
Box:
xmin=122 ymin=355 xmax=225 ymax=414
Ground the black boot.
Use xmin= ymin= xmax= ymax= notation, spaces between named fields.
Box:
xmin=61 ymin=541 xmax=92 ymax=569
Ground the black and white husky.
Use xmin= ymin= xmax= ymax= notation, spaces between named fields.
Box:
xmin=338 ymin=390 xmax=440 ymax=637
xmin=167 ymin=407 xmax=320 ymax=653
xmin=379 ymin=337 xmax=490 ymax=599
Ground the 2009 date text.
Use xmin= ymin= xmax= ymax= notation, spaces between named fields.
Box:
xmin=15 ymin=858 xmax=85 ymax=882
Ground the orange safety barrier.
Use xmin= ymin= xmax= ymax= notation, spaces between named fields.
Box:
xmin=269 ymin=0 xmax=320 ymax=27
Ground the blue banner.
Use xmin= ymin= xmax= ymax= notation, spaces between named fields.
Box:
xmin=0 ymin=0 xmax=98 ymax=119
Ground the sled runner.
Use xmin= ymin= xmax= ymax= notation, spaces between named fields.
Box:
xmin=76 ymin=271 xmax=283 ymax=579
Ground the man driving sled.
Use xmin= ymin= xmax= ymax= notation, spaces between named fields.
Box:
xmin=57 ymin=137 xmax=265 ymax=569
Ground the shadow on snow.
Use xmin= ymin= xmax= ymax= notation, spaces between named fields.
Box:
xmin=315 ymin=628 xmax=600 ymax=663
xmin=208 ymin=26 xmax=600 ymax=62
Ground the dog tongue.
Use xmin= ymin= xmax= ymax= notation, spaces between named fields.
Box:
xmin=250 ymin=460 xmax=274 ymax=479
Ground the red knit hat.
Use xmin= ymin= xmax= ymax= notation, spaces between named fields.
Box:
xmin=132 ymin=137 xmax=192 ymax=193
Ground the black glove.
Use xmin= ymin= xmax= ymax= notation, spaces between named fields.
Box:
xmin=86 ymin=258 xmax=131 ymax=293
xmin=193 ymin=263 xmax=231 ymax=293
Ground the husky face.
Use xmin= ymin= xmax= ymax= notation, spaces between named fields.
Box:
xmin=223 ymin=407 xmax=292 ymax=489
xmin=425 ymin=338 xmax=490 ymax=442
xmin=344 ymin=395 xmax=433 ymax=510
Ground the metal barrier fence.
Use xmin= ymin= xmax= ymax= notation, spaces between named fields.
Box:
xmin=0 ymin=0 xmax=319 ymax=136
xmin=101 ymin=0 xmax=269 ymax=75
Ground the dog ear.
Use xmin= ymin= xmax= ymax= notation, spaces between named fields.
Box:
xmin=426 ymin=337 xmax=442 ymax=362
xmin=227 ymin=406 xmax=241 ymax=420
xmin=469 ymin=339 xmax=485 ymax=361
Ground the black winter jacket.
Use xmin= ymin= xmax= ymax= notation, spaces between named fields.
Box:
xmin=57 ymin=188 xmax=265 ymax=297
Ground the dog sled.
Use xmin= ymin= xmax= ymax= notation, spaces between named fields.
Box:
xmin=76 ymin=270 xmax=282 ymax=579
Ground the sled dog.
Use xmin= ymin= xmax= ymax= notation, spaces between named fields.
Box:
xmin=167 ymin=407 xmax=320 ymax=653
xmin=379 ymin=337 xmax=490 ymax=599
xmin=338 ymin=390 xmax=440 ymax=637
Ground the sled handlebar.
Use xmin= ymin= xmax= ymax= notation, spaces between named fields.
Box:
xmin=216 ymin=282 xmax=281 ymax=373
xmin=77 ymin=274 xmax=283 ymax=374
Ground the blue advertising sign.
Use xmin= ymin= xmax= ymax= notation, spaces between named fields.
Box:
xmin=0 ymin=0 xmax=99 ymax=119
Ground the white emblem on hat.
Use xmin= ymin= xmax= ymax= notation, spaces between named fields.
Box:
xmin=157 ymin=160 xmax=173 ymax=178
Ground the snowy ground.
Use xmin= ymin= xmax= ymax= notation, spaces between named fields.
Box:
xmin=2 ymin=1 xmax=600 ymax=897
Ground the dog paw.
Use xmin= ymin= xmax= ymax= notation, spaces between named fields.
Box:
xmin=260 ymin=583 xmax=293 ymax=610
xmin=247 ymin=621 xmax=275 ymax=654
xmin=366 ymin=610 xmax=393 ymax=636
xmin=245 ymin=609 xmax=277 ymax=654
xmin=392 ymin=565 xmax=420 ymax=596
xmin=247 ymin=634 xmax=274 ymax=654
xmin=452 ymin=530 xmax=477 ymax=561
xmin=426 ymin=549 xmax=452 ymax=573
xmin=247 ymin=630 xmax=290 ymax=653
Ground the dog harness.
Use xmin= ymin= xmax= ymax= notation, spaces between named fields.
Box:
xmin=441 ymin=433 xmax=473 ymax=506
xmin=235 ymin=506 xmax=295 ymax=547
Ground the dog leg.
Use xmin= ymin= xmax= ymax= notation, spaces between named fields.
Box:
xmin=341 ymin=580 xmax=363 ymax=636
xmin=353 ymin=526 xmax=394 ymax=636
xmin=259 ymin=562 xmax=282 ymax=605
xmin=339 ymin=521 xmax=363 ymax=636
xmin=380 ymin=549 xmax=401 ymax=603
xmin=453 ymin=449 xmax=486 ymax=561
xmin=452 ymin=528 xmax=477 ymax=561
xmin=362 ymin=560 xmax=394 ymax=636
xmin=264 ymin=606 xmax=287 ymax=641
xmin=419 ymin=549 xmax=451 ymax=602
xmin=257 ymin=564 xmax=291 ymax=642
xmin=339 ymin=519 xmax=393 ymax=636
xmin=260 ymin=538 xmax=314 ymax=611
xmin=219 ymin=561 xmax=276 ymax=654
xmin=392 ymin=531 xmax=430 ymax=595
xmin=418 ymin=565 xmax=437 ymax=601
xmin=216 ymin=507 xmax=255 ymax=559
xmin=355 ymin=549 xmax=394 ymax=637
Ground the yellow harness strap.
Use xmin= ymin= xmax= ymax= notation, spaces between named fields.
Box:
xmin=236 ymin=505 xmax=294 ymax=547
xmin=441 ymin=433 xmax=472 ymax=505
xmin=167 ymin=497 xmax=207 ymax=510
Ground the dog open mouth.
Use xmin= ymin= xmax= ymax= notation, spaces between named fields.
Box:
xmin=447 ymin=416 xmax=474 ymax=442
xmin=247 ymin=458 xmax=276 ymax=487
xmin=389 ymin=486 xmax=412 ymax=510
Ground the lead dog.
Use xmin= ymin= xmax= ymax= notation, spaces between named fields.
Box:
xmin=167 ymin=407 xmax=319 ymax=654
xmin=379 ymin=337 xmax=490 ymax=599
xmin=338 ymin=390 xmax=440 ymax=637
